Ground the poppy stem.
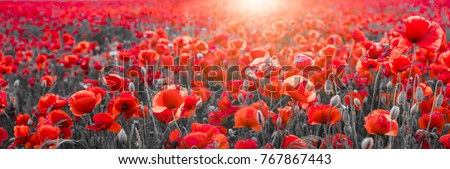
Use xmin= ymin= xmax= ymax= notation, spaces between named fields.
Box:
xmin=406 ymin=44 xmax=416 ymax=92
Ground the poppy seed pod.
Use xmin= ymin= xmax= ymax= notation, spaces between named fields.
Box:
xmin=238 ymin=93 xmax=244 ymax=103
xmin=14 ymin=79 xmax=20 ymax=89
xmin=118 ymin=129 xmax=127 ymax=144
xmin=353 ymin=98 xmax=361 ymax=108
xmin=435 ymin=94 xmax=443 ymax=108
xmin=325 ymin=80 xmax=333 ymax=95
xmin=330 ymin=95 xmax=340 ymax=107
xmin=381 ymin=95 xmax=386 ymax=104
xmin=415 ymin=87 xmax=424 ymax=102
xmin=397 ymin=91 xmax=406 ymax=105
xmin=195 ymin=100 xmax=203 ymax=109
xmin=128 ymin=82 xmax=135 ymax=91
xmin=390 ymin=106 xmax=400 ymax=119
xmin=344 ymin=123 xmax=352 ymax=135
xmin=411 ymin=103 xmax=419 ymax=114
xmin=361 ymin=137 xmax=374 ymax=149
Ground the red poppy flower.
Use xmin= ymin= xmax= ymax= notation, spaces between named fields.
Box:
xmin=37 ymin=93 xmax=68 ymax=116
xmin=321 ymin=134 xmax=353 ymax=149
xmin=234 ymin=139 xmax=258 ymax=149
xmin=0 ymin=91 xmax=8 ymax=112
xmin=69 ymin=90 xmax=102 ymax=117
xmin=306 ymin=104 xmax=342 ymax=125
xmin=280 ymin=75 xmax=316 ymax=109
xmin=36 ymin=125 xmax=61 ymax=144
xmin=271 ymin=106 xmax=291 ymax=129
xmin=179 ymin=132 xmax=209 ymax=149
xmin=179 ymin=95 xmax=201 ymax=118
xmin=439 ymin=134 xmax=450 ymax=149
xmin=113 ymin=92 xmax=140 ymax=120
xmin=418 ymin=112 xmax=445 ymax=134
xmin=86 ymin=113 xmax=121 ymax=133
xmin=389 ymin=55 xmax=411 ymax=74
xmin=233 ymin=107 xmax=264 ymax=131
xmin=16 ymin=113 xmax=30 ymax=126
xmin=396 ymin=16 xmax=444 ymax=52
xmin=47 ymin=110 xmax=73 ymax=139
xmin=103 ymin=74 xmax=128 ymax=91
xmin=282 ymin=135 xmax=308 ymax=149
xmin=87 ymin=86 xmax=107 ymax=98
xmin=0 ymin=127 xmax=8 ymax=147
xmin=364 ymin=109 xmax=398 ymax=136
xmin=14 ymin=125 xmax=30 ymax=145
xmin=152 ymin=88 xmax=187 ymax=123
xmin=293 ymin=53 xmax=314 ymax=70
xmin=40 ymin=75 xmax=57 ymax=87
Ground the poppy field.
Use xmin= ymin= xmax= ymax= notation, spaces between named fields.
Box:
xmin=0 ymin=0 xmax=450 ymax=149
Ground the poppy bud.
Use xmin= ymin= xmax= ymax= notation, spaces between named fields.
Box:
xmin=386 ymin=81 xmax=392 ymax=89
xmin=381 ymin=95 xmax=386 ymax=104
xmin=390 ymin=106 xmax=400 ymax=119
xmin=128 ymin=82 xmax=135 ymax=91
xmin=14 ymin=79 xmax=20 ymax=89
xmin=343 ymin=111 xmax=350 ymax=123
xmin=118 ymin=129 xmax=127 ymax=144
xmin=325 ymin=80 xmax=333 ymax=95
xmin=195 ymin=100 xmax=202 ymax=109
xmin=276 ymin=116 xmax=282 ymax=129
xmin=397 ymin=91 xmax=406 ymax=105
xmin=411 ymin=103 xmax=419 ymax=114
xmin=354 ymin=98 xmax=361 ymax=108
xmin=243 ymin=80 xmax=249 ymax=90
xmin=330 ymin=95 xmax=340 ymax=107
xmin=27 ymin=119 xmax=33 ymax=126
xmin=415 ymin=87 xmax=424 ymax=102
xmin=294 ymin=105 xmax=300 ymax=114
xmin=361 ymin=137 xmax=374 ymax=149
xmin=344 ymin=123 xmax=352 ymax=135
xmin=256 ymin=110 xmax=265 ymax=126
xmin=168 ymin=43 xmax=173 ymax=49
xmin=41 ymin=80 xmax=47 ymax=87
xmin=435 ymin=94 xmax=443 ymax=108
xmin=196 ymin=53 xmax=204 ymax=58
xmin=228 ymin=129 xmax=235 ymax=136
xmin=238 ymin=93 xmax=244 ymax=103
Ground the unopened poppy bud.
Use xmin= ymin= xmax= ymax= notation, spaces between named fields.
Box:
xmin=390 ymin=106 xmax=400 ymax=119
xmin=294 ymin=105 xmax=300 ymax=114
xmin=397 ymin=91 xmax=406 ymax=105
xmin=14 ymin=79 xmax=20 ymax=89
xmin=238 ymin=93 xmax=244 ymax=103
xmin=196 ymin=53 xmax=204 ymax=58
xmin=411 ymin=103 xmax=419 ymax=114
xmin=330 ymin=95 xmax=340 ymax=107
xmin=256 ymin=110 xmax=265 ymax=125
xmin=381 ymin=95 xmax=386 ymax=104
xmin=435 ymin=94 xmax=443 ymax=108
xmin=212 ymin=141 xmax=219 ymax=149
xmin=353 ymin=98 xmax=361 ymax=108
xmin=228 ymin=129 xmax=235 ymax=136
xmin=276 ymin=116 xmax=282 ymax=129
xmin=325 ymin=80 xmax=333 ymax=95
xmin=195 ymin=100 xmax=202 ymax=109
xmin=118 ymin=129 xmax=127 ymax=144
xmin=415 ymin=87 xmax=424 ymax=102
xmin=361 ymin=137 xmax=374 ymax=149
xmin=27 ymin=119 xmax=33 ymax=126
xmin=344 ymin=123 xmax=352 ymax=135
xmin=343 ymin=111 xmax=350 ymax=123
xmin=41 ymin=80 xmax=47 ymax=87
xmin=168 ymin=43 xmax=173 ymax=49
xmin=386 ymin=81 xmax=392 ymax=89
xmin=128 ymin=82 xmax=135 ymax=91
xmin=243 ymin=80 xmax=249 ymax=90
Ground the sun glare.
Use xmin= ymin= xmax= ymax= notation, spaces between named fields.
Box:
xmin=235 ymin=0 xmax=279 ymax=14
